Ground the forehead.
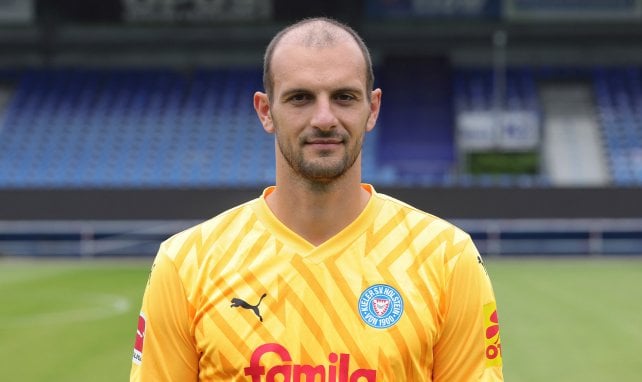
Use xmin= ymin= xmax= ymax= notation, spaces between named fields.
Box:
xmin=270 ymin=39 xmax=367 ymax=94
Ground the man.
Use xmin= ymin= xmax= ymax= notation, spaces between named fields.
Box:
xmin=130 ymin=17 xmax=503 ymax=381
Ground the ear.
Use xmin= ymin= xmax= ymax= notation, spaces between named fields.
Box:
xmin=254 ymin=91 xmax=274 ymax=133
xmin=366 ymin=88 xmax=382 ymax=132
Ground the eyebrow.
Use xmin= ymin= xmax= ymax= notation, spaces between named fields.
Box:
xmin=279 ymin=86 xmax=365 ymax=100
xmin=279 ymin=88 xmax=311 ymax=101
xmin=332 ymin=87 xmax=364 ymax=97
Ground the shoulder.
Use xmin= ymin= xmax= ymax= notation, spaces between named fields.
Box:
xmin=373 ymin=191 xmax=469 ymax=237
xmin=373 ymin=191 xmax=475 ymax=262
xmin=159 ymin=198 xmax=261 ymax=265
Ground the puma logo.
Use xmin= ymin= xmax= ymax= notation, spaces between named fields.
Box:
xmin=230 ymin=293 xmax=267 ymax=322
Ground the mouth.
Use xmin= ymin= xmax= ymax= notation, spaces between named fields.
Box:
xmin=306 ymin=138 xmax=343 ymax=145
xmin=305 ymin=138 xmax=344 ymax=151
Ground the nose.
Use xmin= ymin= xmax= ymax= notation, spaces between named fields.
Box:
xmin=310 ymin=98 xmax=338 ymax=130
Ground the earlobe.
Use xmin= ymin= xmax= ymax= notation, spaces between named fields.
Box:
xmin=253 ymin=92 xmax=274 ymax=133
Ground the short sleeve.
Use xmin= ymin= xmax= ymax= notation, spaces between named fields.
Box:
xmin=130 ymin=246 xmax=199 ymax=381
xmin=432 ymin=239 xmax=504 ymax=381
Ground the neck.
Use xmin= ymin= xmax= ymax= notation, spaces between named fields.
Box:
xmin=266 ymin=172 xmax=370 ymax=246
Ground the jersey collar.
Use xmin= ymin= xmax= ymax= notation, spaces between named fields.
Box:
xmin=252 ymin=184 xmax=383 ymax=260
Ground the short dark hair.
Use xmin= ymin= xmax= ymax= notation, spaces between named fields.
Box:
xmin=262 ymin=17 xmax=374 ymax=100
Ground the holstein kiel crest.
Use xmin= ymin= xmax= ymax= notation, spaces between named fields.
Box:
xmin=358 ymin=284 xmax=404 ymax=329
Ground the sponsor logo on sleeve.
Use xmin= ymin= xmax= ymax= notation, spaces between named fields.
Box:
xmin=132 ymin=312 xmax=146 ymax=365
xmin=358 ymin=284 xmax=404 ymax=329
xmin=483 ymin=302 xmax=502 ymax=367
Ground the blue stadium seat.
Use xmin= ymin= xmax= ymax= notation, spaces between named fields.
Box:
xmin=592 ymin=67 xmax=642 ymax=185
xmin=1 ymin=65 xmax=639 ymax=188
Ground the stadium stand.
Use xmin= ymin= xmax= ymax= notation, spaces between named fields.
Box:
xmin=1 ymin=2 xmax=641 ymax=260
xmin=0 ymin=68 xmax=272 ymax=188
xmin=2 ymin=65 xmax=642 ymax=188
xmin=0 ymin=68 xmax=398 ymax=188
xmin=539 ymin=82 xmax=609 ymax=186
xmin=454 ymin=67 xmax=539 ymax=112
xmin=452 ymin=66 xmax=545 ymax=187
xmin=593 ymin=67 xmax=642 ymax=185
xmin=377 ymin=56 xmax=455 ymax=186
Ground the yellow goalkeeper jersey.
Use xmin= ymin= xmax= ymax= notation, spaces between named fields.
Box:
xmin=130 ymin=184 xmax=503 ymax=381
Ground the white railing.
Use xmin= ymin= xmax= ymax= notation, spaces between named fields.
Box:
xmin=0 ymin=218 xmax=640 ymax=258
xmin=454 ymin=218 xmax=642 ymax=256
xmin=0 ymin=220 xmax=199 ymax=258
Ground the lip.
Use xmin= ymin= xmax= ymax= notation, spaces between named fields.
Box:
xmin=305 ymin=140 xmax=343 ymax=151
xmin=306 ymin=138 xmax=342 ymax=145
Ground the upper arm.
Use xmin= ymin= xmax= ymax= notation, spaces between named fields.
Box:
xmin=432 ymin=239 xmax=504 ymax=381
xmin=130 ymin=248 xmax=199 ymax=381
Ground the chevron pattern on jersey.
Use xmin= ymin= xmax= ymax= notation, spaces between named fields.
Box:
xmin=158 ymin=186 xmax=469 ymax=380
xmin=132 ymin=185 xmax=502 ymax=381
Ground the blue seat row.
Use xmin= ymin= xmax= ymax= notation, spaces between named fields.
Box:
xmin=1 ymin=66 xmax=641 ymax=188
xmin=593 ymin=67 xmax=642 ymax=185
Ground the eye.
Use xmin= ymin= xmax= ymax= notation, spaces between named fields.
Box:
xmin=334 ymin=93 xmax=358 ymax=104
xmin=287 ymin=93 xmax=312 ymax=105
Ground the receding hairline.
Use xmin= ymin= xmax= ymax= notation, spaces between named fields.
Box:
xmin=277 ymin=19 xmax=355 ymax=49
xmin=263 ymin=17 xmax=374 ymax=99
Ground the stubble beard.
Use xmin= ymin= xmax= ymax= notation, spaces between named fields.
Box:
xmin=275 ymin=127 xmax=364 ymax=186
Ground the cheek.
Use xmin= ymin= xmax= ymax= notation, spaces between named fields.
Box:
xmin=348 ymin=112 xmax=374 ymax=136
xmin=271 ymin=108 xmax=304 ymax=131
xmin=345 ymin=105 xmax=373 ymax=124
xmin=271 ymin=117 xmax=298 ymax=151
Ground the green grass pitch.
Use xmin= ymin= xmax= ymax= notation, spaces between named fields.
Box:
xmin=1 ymin=257 xmax=641 ymax=381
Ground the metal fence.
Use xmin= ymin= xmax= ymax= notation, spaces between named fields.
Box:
xmin=0 ymin=218 xmax=640 ymax=258
xmin=457 ymin=218 xmax=642 ymax=256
